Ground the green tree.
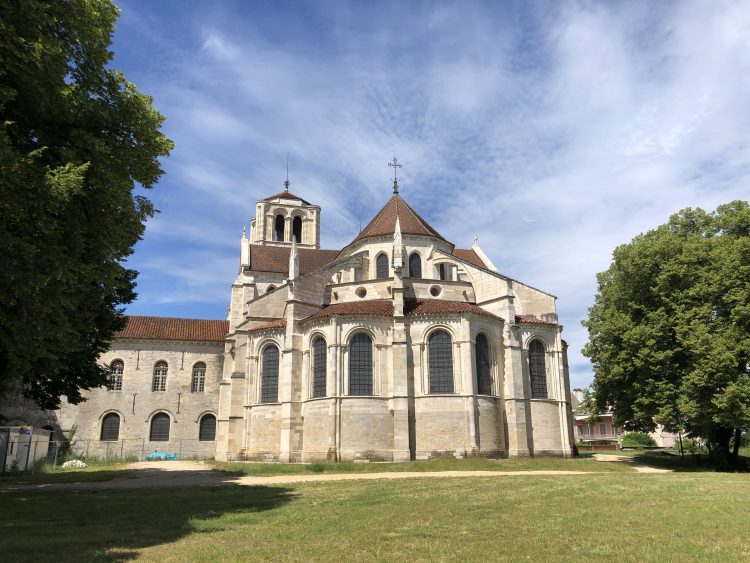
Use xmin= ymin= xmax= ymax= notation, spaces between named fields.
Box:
xmin=583 ymin=201 xmax=750 ymax=467
xmin=0 ymin=1 xmax=173 ymax=408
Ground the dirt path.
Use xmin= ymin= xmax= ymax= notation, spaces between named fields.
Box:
xmin=591 ymin=453 xmax=673 ymax=473
xmin=1 ymin=461 xmax=598 ymax=493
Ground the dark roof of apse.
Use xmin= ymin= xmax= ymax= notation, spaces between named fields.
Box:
xmin=115 ymin=316 xmax=228 ymax=342
xmin=247 ymin=245 xmax=340 ymax=274
xmin=349 ymin=194 xmax=449 ymax=245
xmin=299 ymin=299 xmax=503 ymax=325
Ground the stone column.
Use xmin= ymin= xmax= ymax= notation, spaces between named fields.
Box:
xmin=503 ymin=323 xmax=532 ymax=457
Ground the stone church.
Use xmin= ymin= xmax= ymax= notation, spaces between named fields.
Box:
xmin=51 ymin=174 xmax=575 ymax=461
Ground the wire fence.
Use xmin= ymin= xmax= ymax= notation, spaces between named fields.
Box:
xmin=1 ymin=436 xmax=217 ymax=473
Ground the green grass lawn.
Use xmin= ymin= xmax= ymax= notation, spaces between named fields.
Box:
xmin=210 ymin=454 xmax=635 ymax=476
xmin=2 ymin=471 xmax=749 ymax=562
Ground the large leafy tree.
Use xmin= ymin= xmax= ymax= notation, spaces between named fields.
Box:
xmin=583 ymin=201 xmax=750 ymax=466
xmin=0 ymin=1 xmax=173 ymax=408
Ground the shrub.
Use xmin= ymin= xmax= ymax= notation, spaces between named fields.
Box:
xmin=621 ymin=432 xmax=657 ymax=449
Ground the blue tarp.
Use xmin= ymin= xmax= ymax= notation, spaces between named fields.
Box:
xmin=144 ymin=451 xmax=177 ymax=461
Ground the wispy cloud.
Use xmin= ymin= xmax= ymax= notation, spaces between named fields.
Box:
xmin=114 ymin=0 xmax=750 ymax=388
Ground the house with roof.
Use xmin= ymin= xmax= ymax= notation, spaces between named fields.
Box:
xmin=55 ymin=176 xmax=576 ymax=461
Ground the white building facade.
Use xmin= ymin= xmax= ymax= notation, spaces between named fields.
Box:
xmin=56 ymin=181 xmax=576 ymax=461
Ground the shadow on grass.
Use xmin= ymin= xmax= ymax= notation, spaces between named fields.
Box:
xmin=0 ymin=482 xmax=295 ymax=562
xmin=579 ymin=450 xmax=749 ymax=472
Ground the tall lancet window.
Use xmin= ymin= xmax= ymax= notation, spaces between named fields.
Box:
xmin=529 ymin=340 xmax=548 ymax=398
xmin=152 ymin=361 xmax=168 ymax=392
xmin=376 ymin=253 xmax=389 ymax=279
xmin=274 ymin=215 xmax=285 ymax=241
xmin=312 ymin=336 xmax=327 ymax=398
xmin=475 ymin=334 xmax=493 ymax=395
xmin=261 ymin=344 xmax=280 ymax=403
xmin=292 ymin=216 xmax=303 ymax=243
xmin=409 ymin=253 xmax=422 ymax=278
xmin=349 ymin=333 xmax=373 ymax=395
xmin=428 ymin=330 xmax=454 ymax=393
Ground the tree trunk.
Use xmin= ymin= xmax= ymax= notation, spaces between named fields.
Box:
xmin=730 ymin=428 xmax=742 ymax=466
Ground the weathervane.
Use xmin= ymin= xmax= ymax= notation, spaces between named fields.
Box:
xmin=388 ymin=156 xmax=402 ymax=194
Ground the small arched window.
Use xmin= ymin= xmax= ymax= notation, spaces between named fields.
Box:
xmin=108 ymin=360 xmax=123 ymax=391
xmin=266 ymin=285 xmax=276 ymax=293
xmin=192 ymin=362 xmax=206 ymax=393
xmin=529 ymin=340 xmax=547 ymax=398
xmin=408 ymin=253 xmax=422 ymax=278
xmin=100 ymin=413 xmax=120 ymax=441
xmin=199 ymin=414 xmax=217 ymax=441
xmin=274 ymin=214 xmax=285 ymax=241
xmin=150 ymin=413 xmax=170 ymax=441
xmin=260 ymin=344 xmax=280 ymax=403
xmin=428 ymin=330 xmax=454 ymax=393
xmin=292 ymin=216 xmax=303 ymax=243
xmin=376 ymin=253 xmax=389 ymax=279
xmin=475 ymin=334 xmax=492 ymax=395
xmin=152 ymin=361 xmax=168 ymax=392
xmin=349 ymin=333 xmax=373 ymax=395
xmin=312 ymin=336 xmax=327 ymax=398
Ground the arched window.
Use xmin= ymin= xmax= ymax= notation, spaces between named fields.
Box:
xmin=376 ymin=253 xmax=389 ymax=279
xmin=292 ymin=216 xmax=302 ymax=243
xmin=428 ymin=330 xmax=454 ymax=393
xmin=260 ymin=344 xmax=280 ymax=403
xmin=199 ymin=414 xmax=216 ymax=441
xmin=475 ymin=334 xmax=493 ymax=395
xmin=529 ymin=340 xmax=547 ymax=398
xmin=192 ymin=362 xmax=206 ymax=393
xmin=408 ymin=253 xmax=422 ymax=278
xmin=108 ymin=359 xmax=123 ymax=391
xmin=312 ymin=336 xmax=327 ymax=398
xmin=274 ymin=214 xmax=285 ymax=241
xmin=100 ymin=413 xmax=120 ymax=441
xmin=150 ymin=413 xmax=170 ymax=441
xmin=349 ymin=333 xmax=373 ymax=395
xmin=266 ymin=285 xmax=276 ymax=293
xmin=152 ymin=361 xmax=168 ymax=392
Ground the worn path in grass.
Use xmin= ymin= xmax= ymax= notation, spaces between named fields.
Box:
xmin=591 ymin=453 xmax=674 ymax=473
xmin=0 ymin=460 xmax=607 ymax=493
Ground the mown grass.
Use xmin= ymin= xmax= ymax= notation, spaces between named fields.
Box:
xmin=210 ymin=454 xmax=635 ymax=476
xmin=0 ymin=457 xmax=130 ymax=484
xmin=2 ymin=471 xmax=750 ymax=562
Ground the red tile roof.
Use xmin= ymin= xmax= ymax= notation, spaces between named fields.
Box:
xmin=247 ymin=245 xmax=339 ymax=274
xmin=515 ymin=315 xmax=558 ymax=326
xmin=452 ymin=248 xmax=487 ymax=269
xmin=263 ymin=189 xmax=311 ymax=205
xmin=248 ymin=319 xmax=287 ymax=332
xmin=300 ymin=300 xmax=394 ymax=324
xmin=115 ymin=316 xmax=228 ymax=342
xmin=349 ymin=195 xmax=448 ymax=245
xmin=299 ymin=299 xmax=503 ymax=325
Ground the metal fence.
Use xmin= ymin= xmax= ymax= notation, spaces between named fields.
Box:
xmin=1 ymin=437 xmax=216 ymax=472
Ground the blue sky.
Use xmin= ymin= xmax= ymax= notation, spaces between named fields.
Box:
xmin=113 ymin=0 xmax=750 ymax=389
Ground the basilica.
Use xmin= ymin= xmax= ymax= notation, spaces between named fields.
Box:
xmin=54 ymin=174 xmax=576 ymax=461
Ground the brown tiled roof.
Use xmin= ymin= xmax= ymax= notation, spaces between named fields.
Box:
xmin=299 ymin=299 xmax=503 ymax=325
xmin=452 ymin=248 xmax=487 ymax=269
xmin=248 ymin=319 xmax=287 ymax=332
xmin=263 ymin=189 xmax=311 ymax=205
xmin=405 ymin=299 xmax=503 ymax=321
xmin=300 ymin=300 xmax=394 ymax=324
xmin=115 ymin=316 xmax=228 ymax=342
xmin=515 ymin=315 xmax=558 ymax=326
xmin=247 ymin=245 xmax=339 ymax=274
xmin=350 ymin=195 xmax=448 ymax=245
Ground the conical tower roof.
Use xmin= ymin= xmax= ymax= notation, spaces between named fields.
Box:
xmin=350 ymin=194 xmax=449 ymax=245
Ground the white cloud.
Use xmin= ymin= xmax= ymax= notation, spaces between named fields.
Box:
xmin=116 ymin=0 xmax=750 ymax=388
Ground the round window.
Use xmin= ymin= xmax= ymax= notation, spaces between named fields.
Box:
xmin=430 ymin=285 xmax=442 ymax=297
xmin=356 ymin=287 xmax=367 ymax=298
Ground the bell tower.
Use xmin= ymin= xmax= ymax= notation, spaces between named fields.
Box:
xmin=249 ymin=181 xmax=321 ymax=249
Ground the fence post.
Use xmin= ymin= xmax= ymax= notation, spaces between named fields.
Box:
xmin=120 ymin=439 xmax=124 ymax=460
xmin=53 ymin=441 xmax=59 ymax=466
xmin=85 ymin=439 xmax=90 ymax=460
xmin=141 ymin=438 xmax=145 ymax=461
xmin=179 ymin=440 xmax=183 ymax=460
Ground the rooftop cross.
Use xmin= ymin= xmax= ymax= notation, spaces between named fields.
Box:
xmin=283 ymin=153 xmax=290 ymax=191
xmin=388 ymin=156 xmax=402 ymax=194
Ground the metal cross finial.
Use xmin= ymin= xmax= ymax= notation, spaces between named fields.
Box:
xmin=283 ymin=153 xmax=290 ymax=191
xmin=388 ymin=156 xmax=402 ymax=194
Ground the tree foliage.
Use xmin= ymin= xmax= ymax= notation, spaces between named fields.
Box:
xmin=583 ymin=201 xmax=750 ymax=465
xmin=0 ymin=1 xmax=173 ymax=408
